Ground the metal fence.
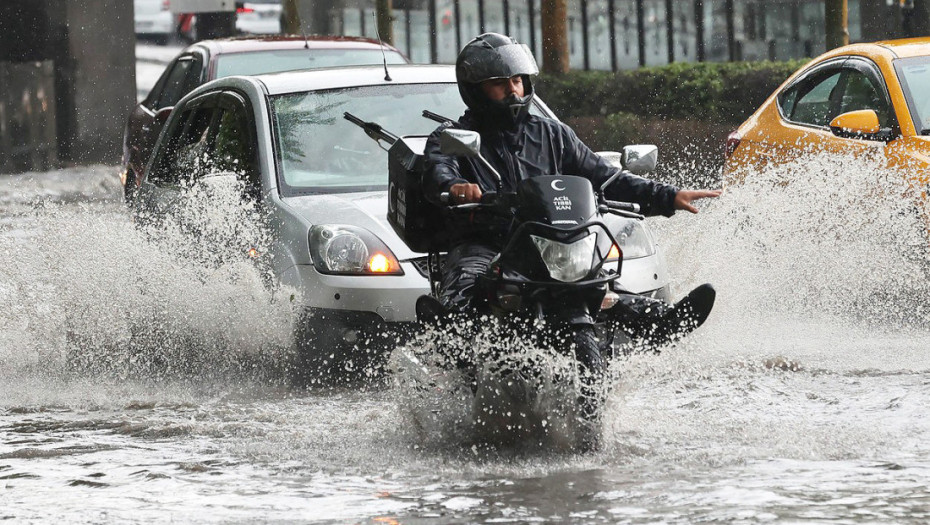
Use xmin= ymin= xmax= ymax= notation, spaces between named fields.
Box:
xmin=335 ymin=0 xmax=862 ymax=69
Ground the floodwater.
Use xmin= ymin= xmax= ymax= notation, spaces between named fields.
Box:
xmin=2 ymin=151 xmax=930 ymax=524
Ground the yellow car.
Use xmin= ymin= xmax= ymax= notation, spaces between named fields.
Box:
xmin=723 ymin=37 xmax=930 ymax=207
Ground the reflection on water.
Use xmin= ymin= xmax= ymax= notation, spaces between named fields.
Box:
xmin=1 ymin=155 xmax=930 ymax=522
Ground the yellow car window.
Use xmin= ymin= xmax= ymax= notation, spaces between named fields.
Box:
xmin=791 ymin=72 xmax=842 ymax=127
xmin=838 ymin=71 xmax=890 ymax=128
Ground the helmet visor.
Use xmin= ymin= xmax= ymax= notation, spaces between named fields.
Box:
xmin=460 ymin=43 xmax=540 ymax=83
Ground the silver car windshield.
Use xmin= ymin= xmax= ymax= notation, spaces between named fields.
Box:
xmin=271 ymin=83 xmax=468 ymax=194
xmin=215 ymin=49 xmax=407 ymax=78
xmin=895 ymin=56 xmax=930 ymax=134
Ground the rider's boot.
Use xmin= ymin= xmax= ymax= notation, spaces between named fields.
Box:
xmin=610 ymin=283 xmax=716 ymax=349
xmin=416 ymin=295 xmax=479 ymax=388
xmin=416 ymin=295 xmax=448 ymax=326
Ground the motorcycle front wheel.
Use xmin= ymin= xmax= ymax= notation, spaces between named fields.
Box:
xmin=569 ymin=325 xmax=606 ymax=452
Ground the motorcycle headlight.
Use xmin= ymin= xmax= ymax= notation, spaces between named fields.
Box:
xmin=610 ymin=219 xmax=656 ymax=260
xmin=531 ymin=232 xmax=596 ymax=282
xmin=309 ymin=225 xmax=403 ymax=275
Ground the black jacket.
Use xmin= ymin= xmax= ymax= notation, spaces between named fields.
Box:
xmin=424 ymin=110 xmax=679 ymax=218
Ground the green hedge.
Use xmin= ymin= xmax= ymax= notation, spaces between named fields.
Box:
xmin=536 ymin=59 xmax=809 ymax=124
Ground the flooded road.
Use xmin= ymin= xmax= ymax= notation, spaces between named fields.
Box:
xmin=2 ymin=157 xmax=930 ymax=523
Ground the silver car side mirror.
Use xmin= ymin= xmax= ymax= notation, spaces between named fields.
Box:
xmin=622 ymin=145 xmax=658 ymax=175
xmin=199 ymin=171 xmax=240 ymax=185
xmin=194 ymin=171 xmax=242 ymax=195
xmin=439 ymin=129 xmax=482 ymax=157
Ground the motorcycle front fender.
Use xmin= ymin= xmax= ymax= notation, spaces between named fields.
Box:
xmin=542 ymin=301 xmax=595 ymax=326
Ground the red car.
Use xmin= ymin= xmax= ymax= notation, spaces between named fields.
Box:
xmin=122 ymin=35 xmax=409 ymax=201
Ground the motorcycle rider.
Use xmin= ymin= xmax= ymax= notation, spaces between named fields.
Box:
xmin=423 ymin=32 xmax=720 ymax=347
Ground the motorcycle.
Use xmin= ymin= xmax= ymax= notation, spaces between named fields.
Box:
xmin=346 ymin=112 xmax=668 ymax=450
xmin=416 ymin=129 xmax=664 ymax=450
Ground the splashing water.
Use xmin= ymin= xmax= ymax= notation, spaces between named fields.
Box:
xmin=3 ymin=156 xmax=930 ymax=522
xmin=386 ymin=151 xmax=930 ymax=461
xmin=662 ymin=151 xmax=930 ymax=326
xmin=600 ymin=150 xmax=930 ymax=467
xmin=390 ymin=317 xmax=599 ymax=454
xmin=0 ymin=166 xmax=295 ymax=391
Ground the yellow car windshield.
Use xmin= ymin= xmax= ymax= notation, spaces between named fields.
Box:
xmin=895 ymin=56 xmax=930 ymax=135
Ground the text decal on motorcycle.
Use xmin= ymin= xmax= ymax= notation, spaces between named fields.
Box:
xmin=554 ymin=195 xmax=572 ymax=211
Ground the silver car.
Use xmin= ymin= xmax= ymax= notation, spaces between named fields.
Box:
xmin=134 ymin=0 xmax=178 ymax=44
xmin=134 ymin=65 xmax=670 ymax=379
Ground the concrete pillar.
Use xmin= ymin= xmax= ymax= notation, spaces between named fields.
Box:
xmin=55 ymin=0 xmax=136 ymax=164
xmin=0 ymin=0 xmax=134 ymax=168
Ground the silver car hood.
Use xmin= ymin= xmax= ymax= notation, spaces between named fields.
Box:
xmin=280 ymin=191 xmax=422 ymax=261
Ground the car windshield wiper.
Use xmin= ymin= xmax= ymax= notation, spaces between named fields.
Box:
xmin=343 ymin=112 xmax=398 ymax=151
xmin=422 ymin=110 xmax=457 ymax=125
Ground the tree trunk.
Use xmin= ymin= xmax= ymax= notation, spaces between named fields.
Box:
xmin=858 ymin=0 xmax=890 ymax=41
xmin=196 ymin=12 xmax=236 ymax=40
xmin=281 ymin=0 xmax=300 ymax=34
xmin=540 ymin=0 xmax=568 ymax=74
xmin=904 ymin=0 xmax=930 ymax=37
xmin=376 ymin=0 xmax=394 ymax=45
xmin=825 ymin=0 xmax=849 ymax=50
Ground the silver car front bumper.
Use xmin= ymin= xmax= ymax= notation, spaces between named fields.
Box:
xmin=279 ymin=261 xmax=429 ymax=323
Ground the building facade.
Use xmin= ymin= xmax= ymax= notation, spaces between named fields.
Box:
xmin=301 ymin=0 xmax=928 ymax=70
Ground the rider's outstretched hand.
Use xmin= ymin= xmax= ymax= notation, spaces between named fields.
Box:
xmin=674 ymin=189 xmax=722 ymax=214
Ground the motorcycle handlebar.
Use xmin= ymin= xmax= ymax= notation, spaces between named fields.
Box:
xmin=439 ymin=191 xmax=500 ymax=210
xmin=440 ymin=192 xmax=643 ymax=217
xmin=603 ymin=199 xmax=641 ymax=213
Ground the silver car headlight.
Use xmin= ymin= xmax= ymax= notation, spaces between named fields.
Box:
xmin=309 ymin=225 xmax=403 ymax=275
xmin=610 ymin=219 xmax=656 ymax=260
xmin=531 ymin=232 xmax=596 ymax=282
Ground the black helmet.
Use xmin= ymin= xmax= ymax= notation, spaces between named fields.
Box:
xmin=456 ymin=33 xmax=539 ymax=128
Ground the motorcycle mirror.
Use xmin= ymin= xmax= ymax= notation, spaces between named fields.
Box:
xmin=439 ymin=129 xmax=504 ymax=190
xmin=439 ymin=129 xmax=482 ymax=157
xmin=622 ymin=145 xmax=658 ymax=175
xmin=596 ymin=151 xmax=623 ymax=168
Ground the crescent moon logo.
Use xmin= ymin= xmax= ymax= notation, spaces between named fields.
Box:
xmin=551 ymin=179 xmax=565 ymax=191
xmin=388 ymin=182 xmax=396 ymax=213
